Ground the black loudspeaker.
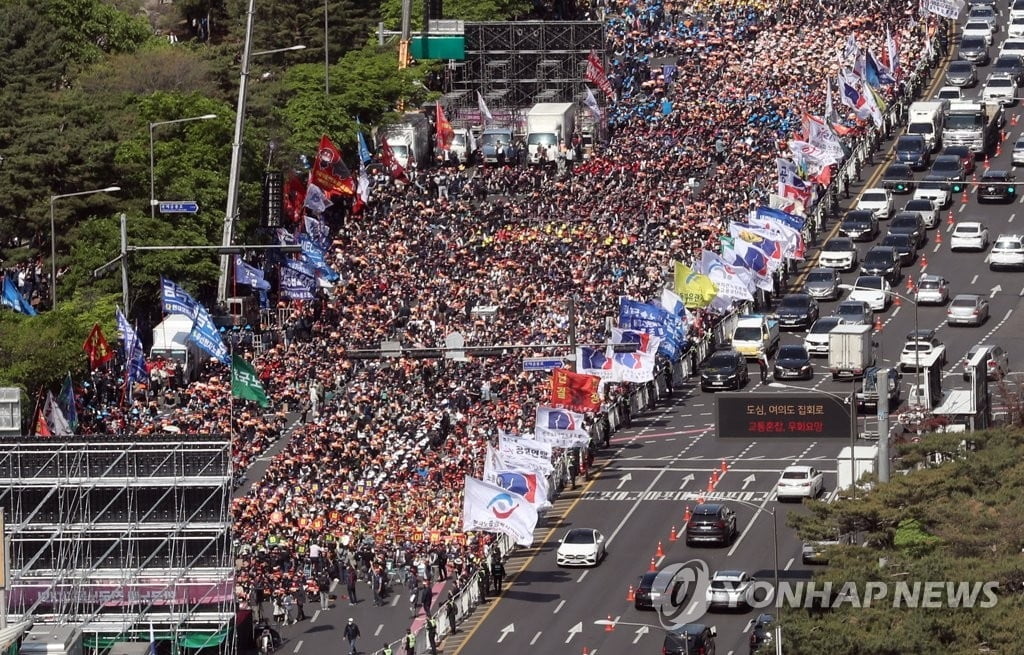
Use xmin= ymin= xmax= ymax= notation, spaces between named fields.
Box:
xmin=424 ymin=0 xmax=442 ymax=25
xmin=261 ymin=171 xmax=283 ymax=228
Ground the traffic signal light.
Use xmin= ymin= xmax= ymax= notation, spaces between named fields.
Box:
xmin=951 ymin=182 xmax=964 ymax=193
xmin=896 ymin=183 xmax=907 ymax=192
xmin=1009 ymin=186 xmax=1016 ymax=193
xmin=261 ymin=172 xmax=283 ymax=228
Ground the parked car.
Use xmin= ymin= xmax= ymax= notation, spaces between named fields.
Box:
xmin=840 ymin=210 xmax=880 ymax=241
xmin=950 ymin=221 xmax=990 ymax=251
xmin=904 ymin=198 xmax=940 ymax=229
xmin=947 ymin=294 xmax=990 ymax=326
xmin=820 ymin=237 xmax=859 ymax=271
xmin=860 ymin=246 xmax=902 ymax=283
xmin=685 ymin=503 xmax=738 ymax=546
xmin=945 ymin=60 xmax=978 ymax=87
xmin=804 ymin=316 xmax=846 ymax=356
xmin=847 ymin=275 xmax=891 ymax=311
xmin=990 ymin=234 xmax=1024 ymax=269
xmin=962 ymin=343 xmax=1010 ymax=380
xmin=773 ymin=344 xmax=813 ymax=380
xmin=887 ymin=212 xmax=927 ymax=248
xmin=832 ymin=300 xmax=873 ymax=326
xmin=880 ymin=233 xmax=917 ymax=265
xmin=775 ymin=293 xmax=819 ymax=330
xmin=803 ymin=267 xmax=841 ymax=300
xmin=899 ymin=329 xmax=947 ymax=370
xmin=706 ymin=570 xmax=755 ymax=610
xmin=775 ymin=465 xmax=824 ymax=500
xmin=915 ymin=274 xmax=950 ymax=305
xmin=977 ymin=169 xmax=1017 ymax=202
xmin=882 ymin=162 xmax=915 ymax=193
xmin=700 ymin=349 xmax=749 ymax=392
xmin=555 ymin=528 xmax=606 ymax=567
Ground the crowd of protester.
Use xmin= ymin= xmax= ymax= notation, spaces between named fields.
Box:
xmin=53 ymin=0 xmax=942 ymax=617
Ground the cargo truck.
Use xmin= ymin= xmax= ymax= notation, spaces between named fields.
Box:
xmin=151 ymin=313 xmax=205 ymax=382
xmin=828 ymin=324 xmax=874 ymax=379
xmin=836 ymin=445 xmax=878 ymax=497
xmin=479 ymin=126 xmax=515 ymax=164
xmin=730 ymin=315 xmax=780 ymax=359
xmin=907 ymin=101 xmax=945 ymax=152
xmin=942 ymin=101 xmax=1002 ymax=154
xmin=379 ymin=113 xmax=432 ymax=169
xmin=525 ymin=102 xmax=576 ymax=165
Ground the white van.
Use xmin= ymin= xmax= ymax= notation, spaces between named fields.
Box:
xmin=907 ymin=101 xmax=946 ymax=152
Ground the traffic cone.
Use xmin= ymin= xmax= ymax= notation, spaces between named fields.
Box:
xmin=656 ymin=541 xmax=665 ymax=557
xmin=721 ymin=459 xmax=728 ymax=473
xmin=997 ymin=142 xmax=1003 ymax=157
xmin=893 ymin=294 xmax=902 ymax=307
xmin=605 ymin=615 xmax=615 ymax=632
xmin=873 ymin=315 xmax=883 ymax=332
xmin=947 ymin=211 xmax=955 ymax=227
xmin=921 ymin=254 xmax=928 ymax=269
xmin=706 ymin=477 xmax=714 ymax=492
xmin=936 ymin=230 xmax=943 ymax=244
xmin=649 ymin=558 xmax=657 ymax=573
xmin=984 ymin=154 xmax=991 ymax=169
xmin=683 ymin=506 xmax=692 ymax=522
xmin=711 ymin=470 xmax=720 ymax=485
xmin=627 ymin=585 xmax=635 ymax=601
xmin=1002 ymin=129 xmax=1008 ymax=142
xmin=697 ymin=495 xmax=705 ymax=504
xmin=670 ymin=525 xmax=678 ymax=542
xmin=961 ymin=188 xmax=969 ymax=204
xmin=582 ymin=649 xmax=589 ymax=655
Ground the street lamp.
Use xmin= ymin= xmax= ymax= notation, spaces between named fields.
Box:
xmin=49 ymin=186 xmax=121 ymax=307
xmin=218 ymin=27 xmax=306 ymax=306
xmin=769 ymin=382 xmax=858 ymax=501
xmin=149 ymin=114 xmax=218 ymax=219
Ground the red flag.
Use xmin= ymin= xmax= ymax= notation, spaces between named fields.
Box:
xmin=34 ymin=407 xmax=51 ymax=437
xmin=283 ymin=174 xmax=307 ymax=225
xmin=550 ymin=369 xmax=602 ymax=413
xmin=435 ymin=104 xmax=454 ymax=151
xmin=311 ymin=135 xmax=355 ymax=198
xmin=584 ymin=50 xmax=614 ymax=99
xmin=83 ymin=323 xmax=114 ymax=369
xmin=379 ymin=141 xmax=409 ymax=183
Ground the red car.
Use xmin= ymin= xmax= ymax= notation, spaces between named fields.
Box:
xmin=942 ymin=145 xmax=976 ymax=174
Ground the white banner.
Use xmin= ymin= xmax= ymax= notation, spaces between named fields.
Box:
xmin=498 ymin=434 xmax=555 ymax=474
xmin=462 ymin=476 xmax=540 ymax=546
xmin=534 ymin=406 xmax=591 ymax=449
xmin=697 ymin=249 xmax=755 ymax=301
xmin=482 ymin=449 xmax=552 ymax=509
xmin=921 ymin=0 xmax=964 ymax=19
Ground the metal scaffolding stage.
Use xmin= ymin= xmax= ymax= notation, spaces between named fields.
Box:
xmin=0 ymin=435 xmax=234 ymax=650
xmin=445 ymin=20 xmax=606 ymax=115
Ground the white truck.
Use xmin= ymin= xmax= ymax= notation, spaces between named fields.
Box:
xmin=525 ymin=102 xmax=576 ymax=165
xmin=151 ymin=313 xmax=205 ymax=382
xmin=380 ymin=112 xmax=432 ymax=169
xmin=942 ymin=101 xmax=1002 ymax=154
xmin=907 ymin=101 xmax=945 ymax=152
xmin=836 ymin=445 xmax=878 ymax=496
xmin=730 ymin=315 xmax=780 ymax=360
xmin=449 ymin=127 xmax=476 ymax=164
xmin=828 ymin=324 xmax=874 ymax=379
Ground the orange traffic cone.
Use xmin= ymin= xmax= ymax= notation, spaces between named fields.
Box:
xmin=905 ymin=276 xmax=915 ymax=293
xmin=893 ymin=294 xmax=902 ymax=307
xmin=947 ymin=211 xmax=955 ymax=227
xmin=984 ymin=154 xmax=991 ymax=169
xmin=961 ymin=188 xmax=969 ymax=204
xmin=670 ymin=526 xmax=678 ymax=542
xmin=921 ymin=254 xmax=928 ymax=269
xmin=997 ymin=142 xmax=1003 ymax=157
xmin=873 ymin=315 xmax=883 ymax=332
xmin=706 ymin=477 xmax=714 ymax=492
xmin=683 ymin=506 xmax=692 ymax=522
xmin=936 ymin=230 xmax=943 ymax=244
xmin=582 ymin=649 xmax=589 ymax=655
xmin=627 ymin=585 xmax=635 ymax=601
xmin=605 ymin=615 xmax=615 ymax=632
xmin=656 ymin=541 xmax=665 ymax=557
xmin=697 ymin=495 xmax=705 ymax=504
xmin=721 ymin=459 xmax=728 ymax=473
xmin=649 ymin=558 xmax=657 ymax=573
xmin=711 ymin=470 xmax=720 ymax=485
xmin=1002 ymin=130 xmax=1008 ymax=142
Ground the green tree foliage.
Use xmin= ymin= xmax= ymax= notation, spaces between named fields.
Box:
xmin=378 ymin=0 xmax=532 ymax=29
xmin=784 ymin=429 xmax=1024 ymax=653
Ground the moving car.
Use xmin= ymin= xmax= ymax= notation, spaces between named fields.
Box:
xmin=1010 ymin=15 xmax=1024 ymax=38
xmin=950 ymin=221 xmax=990 ymax=251
xmin=895 ymin=135 xmax=930 ymax=170
xmin=912 ymin=175 xmax=951 ymax=209
xmin=962 ymin=344 xmax=1010 ymax=380
xmin=982 ymin=73 xmax=1018 ymax=106
xmin=1001 ymin=37 xmax=1024 ymax=57
xmin=804 ymin=316 xmax=846 ymax=356
xmin=634 ymin=571 xmax=680 ymax=611
xmin=856 ymin=187 xmax=894 ymax=220
xmin=773 ymin=344 xmax=813 ymax=380
xmin=993 ymin=53 xmax=1024 ymax=85
xmin=947 ymin=293 xmax=990 ymax=326
xmin=847 ymin=275 xmax=891 ymax=311
xmin=963 ymin=20 xmax=995 ymax=46
xmin=968 ymin=4 xmax=999 ymax=30
xmin=662 ymin=624 xmax=718 ymax=655
xmin=936 ymin=86 xmax=963 ymax=101
xmin=930 ymin=153 xmax=966 ymax=182
xmin=820 ymin=237 xmax=859 ymax=271
xmin=775 ymin=293 xmax=819 ymax=330
xmin=942 ymin=145 xmax=976 ymax=175
xmin=882 ymin=162 xmax=915 ymax=193
xmin=880 ymin=233 xmax=916 ymax=265
xmin=775 ymin=465 xmax=824 ymax=500
xmin=840 ymin=210 xmax=880 ymax=242
xmin=803 ymin=267 xmax=841 ymax=300
xmin=904 ymin=198 xmax=940 ymax=229
xmin=555 ymin=528 xmax=606 ymax=567
xmin=706 ymin=570 xmax=755 ymax=610
xmin=749 ymin=614 xmax=776 ymax=654
xmin=887 ymin=212 xmax=926 ymax=248
xmin=989 ymin=234 xmax=1024 ymax=269
xmin=977 ymin=169 xmax=1016 ymax=202
xmin=1013 ymin=135 xmax=1024 ymax=166
xmin=700 ymin=348 xmax=749 ymax=392
xmin=899 ymin=329 xmax=947 ymax=371
xmin=958 ymin=35 xmax=991 ymax=64
xmin=860 ymin=245 xmax=902 ymax=283
xmin=685 ymin=503 xmax=738 ymax=546
xmin=945 ymin=60 xmax=978 ymax=87
xmin=832 ymin=300 xmax=873 ymax=326
xmin=915 ymin=274 xmax=950 ymax=305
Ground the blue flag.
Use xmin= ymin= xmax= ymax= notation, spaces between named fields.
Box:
xmin=357 ymin=129 xmax=373 ymax=165
xmin=865 ymin=51 xmax=895 ymax=88
xmin=754 ymin=206 xmax=806 ymax=232
xmin=188 ymin=303 xmax=230 ymax=365
xmin=59 ymin=373 xmax=78 ymax=431
xmin=116 ymin=307 xmax=149 ymax=383
xmin=233 ymin=256 xmax=271 ymax=290
xmin=299 ymin=235 xmax=340 ymax=282
xmin=618 ymin=297 xmax=680 ymax=359
xmin=1 ymin=276 xmax=37 ymax=316
xmin=160 ymin=277 xmax=199 ymax=317
xmin=281 ymin=260 xmax=316 ymax=300
xmin=304 ymin=215 xmax=331 ymax=251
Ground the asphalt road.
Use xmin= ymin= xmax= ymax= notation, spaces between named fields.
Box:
xmin=263 ymin=13 xmax=1024 ymax=655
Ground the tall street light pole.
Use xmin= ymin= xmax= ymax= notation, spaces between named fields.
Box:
xmin=49 ymin=186 xmax=121 ymax=307
xmin=149 ymin=114 xmax=218 ymax=220
xmin=217 ymin=7 xmax=307 ymax=305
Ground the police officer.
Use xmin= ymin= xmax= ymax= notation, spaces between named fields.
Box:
xmin=426 ymin=616 xmax=439 ymax=654
xmin=491 ymin=558 xmax=505 ymax=592
xmin=478 ymin=559 xmax=491 ymax=598
xmin=403 ymin=629 xmax=416 ymax=655
xmin=446 ymin=599 xmax=458 ymax=634
xmin=381 ymin=644 xmax=393 ymax=655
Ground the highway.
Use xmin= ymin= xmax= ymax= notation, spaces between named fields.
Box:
xmin=262 ymin=11 xmax=1024 ymax=655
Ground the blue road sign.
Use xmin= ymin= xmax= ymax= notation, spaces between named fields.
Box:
xmin=158 ymin=201 xmax=200 ymax=214
xmin=522 ymin=357 xmax=564 ymax=372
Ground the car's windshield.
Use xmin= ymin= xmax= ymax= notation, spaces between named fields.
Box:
xmin=957 ymin=225 xmax=981 ymax=233
xmin=564 ymin=530 xmax=594 ymax=544
xmin=891 ymin=217 xmax=918 ymax=228
xmin=707 ymin=354 xmax=737 ymax=367
xmin=961 ymin=37 xmax=985 ymax=48
xmin=810 ymin=319 xmax=839 ymax=334
xmin=732 ymin=327 xmax=760 ymax=341
xmin=988 ymin=78 xmax=1014 ymax=89
xmin=854 ymin=277 xmax=882 ymax=290
xmin=864 ymin=251 xmax=893 ymax=265
xmin=824 ymin=240 xmax=853 ymax=251
xmin=932 ymin=158 xmax=960 ymax=173
xmin=950 ymin=62 xmax=974 ymax=73
xmin=782 ymin=471 xmax=808 ymax=480
xmin=995 ymin=239 xmax=1022 ymax=248
xmin=778 ymin=346 xmax=806 ymax=358
xmin=952 ymin=297 xmax=978 ymax=308
xmin=862 ymin=192 xmax=887 ymax=203
xmin=779 ymin=296 xmax=808 ymax=308
xmin=807 ymin=271 xmax=834 ymax=283
xmin=919 ymin=279 xmax=941 ymax=289
xmin=837 ymin=304 xmax=865 ymax=316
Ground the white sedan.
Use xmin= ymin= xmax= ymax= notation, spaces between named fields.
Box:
xmin=555 ymin=528 xmax=606 ymax=567
xmin=775 ymin=465 xmax=824 ymax=501
xmin=706 ymin=570 xmax=755 ymax=610
xmin=950 ymin=221 xmax=990 ymax=251
xmin=847 ymin=276 xmax=891 ymax=312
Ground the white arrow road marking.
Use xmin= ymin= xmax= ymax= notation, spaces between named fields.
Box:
xmin=991 ymin=284 xmax=1002 ymax=298
xmin=498 ymin=624 xmax=515 ymax=643
xmin=633 ymin=625 xmax=650 ymax=644
xmin=566 ymin=622 xmax=583 ymax=643
xmin=679 ymin=473 xmax=695 ymax=489
xmin=741 ymin=474 xmax=756 ymax=490
xmin=617 ymin=473 xmax=633 ymax=490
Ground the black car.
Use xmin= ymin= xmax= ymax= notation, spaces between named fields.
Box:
xmin=887 ymin=212 xmax=926 ymax=248
xmin=978 ymin=169 xmax=1017 ymax=203
xmin=895 ymin=135 xmax=930 ymax=170
xmin=882 ymin=162 xmax=914 ymax=193
xmin=663 ymin=623 xmax=718 ymax=655
xmin=685 ymin=503 xmax=738 ymax=546
xmin=861 ymin=246 xmax=902 ymax=283
xmin=840 ymin=210 xmax=880 ymax=241
xmin=993 ymin=54 xmax=1024 ymax=85
xmin=774 ymin=293 xmax=819 ymax=330
xmin=749 ymin=614 xmax=775 ymax=655
xmin=634 ymin=571 xmax=661 ymax=610
xmin=945 ymin=60 xmax=978 ymax=87
xmin=930 ymin=154 xmax=966 ymax=182
xmin=773 ymin=344 xmax=813 ymax=380
xmin=959 ymin=35 xmax=990 ymax=65
xmin=700 ymin=349 xmax=749 ymax=392
xmin=881 ymin=233 xmax=917 ymax=265
xmin=942 ymin=144 xmax=976 ymax=175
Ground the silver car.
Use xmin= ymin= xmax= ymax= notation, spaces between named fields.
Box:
xmin=962 ymin=344 xmax=1010 ymax=380
xmin=947 ymin=294 xmax=990 ymax=326
xmin=803 ymin=268 xmax=840 ymax=301
xmin=833 ymin=300 xmax=873 ymax=326
xmin=915 ymin=274 xmax=949 ymax=305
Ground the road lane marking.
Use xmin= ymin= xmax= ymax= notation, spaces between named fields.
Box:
xmin=293 ymin=641 xmax=303 ymax=653
xmin=727 ymin=489 xmax=775 ymax=557
xmin=554 ymin=600 xmax=566 ymax=614
xmin=1010 ymin=213 xmax=1016 ymax=223
xmin=933 ymin=243 xmax=941 ymax=253
xmin=972 ymin=274 xmax=979 ymax=284
xmin=391 ymin=594 xmax=400 ymax=607
xmin=375 ymin=624 xmax=383 ymax=636
xmin=656 ymin=555 xmax=666 ymax=567
xmin=785 ymin=558 xmax=794 ymax=571
xmin=311 ymin=610 xmax=320 ymax=623
xmin=743 ymin=619 xmax=755 ymax=633
xmin=530 ymin=631 xmax=542 ymax=646
xmin=577 ymin=570 xmax=589 ymax=583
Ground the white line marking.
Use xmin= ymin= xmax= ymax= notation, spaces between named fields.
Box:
xmin=375 ymin=624 xmax=383 ymax=636
xmin=1010 ymin=213 xmax=1016 ymax=223
xmin=972 ymin=274 xmax=979 ymax=284
xmin=933 ymin=243 xmax=941 ymax=253
xmin=727 ymin=490 xmax=774 ymax=557
xmin=891 ymin=306 xmax=901 ymax=317
xmin=531 ymin=631 xmax=542 ymax=646
xmin=656 ymin=555 xmax=666 ymax=567
xmin=311 ymin=610 xmax=320 ymax=623
xmin=293 ymin=641 xmax=303 ymax=653
xmin=785 ymin=558 xmax=794 ymax=571
xmin=743 ymin=619 xmax=755 ymax=634
xmin=391 ymin=594 xmax=400 ymax=606
xmin=554 ymin=600 xmax=566 ymax=614
xmin=578 ymin=570 xmax=589 ymax=583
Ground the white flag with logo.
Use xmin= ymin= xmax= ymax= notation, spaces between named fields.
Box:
xmin=483 ymin=447 xmax=552 ymax=509
xmin=462 ymin=476 xmax=539 ymax=546
xmin=477 ymin=91 xmax=494 ymax=125
xmin=498 ymin=433 xmax=554 ymax=474
xmin=534 ymin=406 xmax=591 ymax=448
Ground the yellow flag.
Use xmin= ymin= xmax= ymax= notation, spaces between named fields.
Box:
xmin=674 ymin=261 xmax=718 ymax=308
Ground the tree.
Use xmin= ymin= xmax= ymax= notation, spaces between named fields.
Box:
xmin=378 ymin=0 xmax=531 ymax=29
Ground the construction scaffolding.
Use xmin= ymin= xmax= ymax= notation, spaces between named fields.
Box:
xmin=0 ymin=434 xmax=234 ymax=651
xmin=445 ymin=21 xmax=606 ymax=118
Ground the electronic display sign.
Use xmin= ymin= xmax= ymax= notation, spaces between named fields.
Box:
xmin=716 ymin=393 xmax=854 ymax=439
